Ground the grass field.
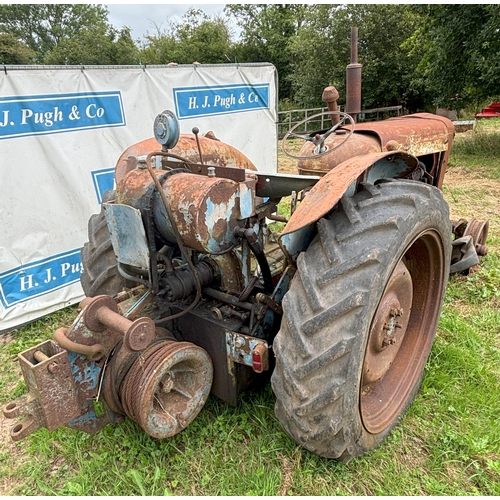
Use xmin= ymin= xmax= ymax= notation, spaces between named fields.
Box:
xmin=1 ymin=119 xmax=499 ymax=495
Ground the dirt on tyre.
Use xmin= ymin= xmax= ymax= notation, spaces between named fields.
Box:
xmin=271 ymin=179 xmax=451 ymax=461
xmin=81 ymin=190 xmax=133 ymax=297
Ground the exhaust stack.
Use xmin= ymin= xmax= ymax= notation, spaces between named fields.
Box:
xmin=346 ymin=27 xmax=362 ymax=122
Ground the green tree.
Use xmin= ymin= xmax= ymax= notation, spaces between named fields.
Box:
xmin=289 ymin=5 xmax=424 ymax=110
xmin=411 ymin=4 xmax=500 ymax=108
xmin=44 ymin=26 xmax=139 ymax=65
xmin=0 ymin=4 xmax=109 ymax=62
xmin=140 ymin=8 xmax=232 ymax=65
xmin=226 ymin=4 xmax=308 ymax=101
xmin=0 ymin=32 xmax=35 ymax=64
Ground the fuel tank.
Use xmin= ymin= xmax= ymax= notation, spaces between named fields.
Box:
xmin=114 ymin=133 xmax=257 ymax=185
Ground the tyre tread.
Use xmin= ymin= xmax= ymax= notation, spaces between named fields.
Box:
xmin=272 ymin=180 xmax=451 ymax=460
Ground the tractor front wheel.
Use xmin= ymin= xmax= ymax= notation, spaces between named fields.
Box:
xmin=271 ymin=180 xmax=451 ymax=461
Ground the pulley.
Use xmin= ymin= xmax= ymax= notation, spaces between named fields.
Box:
xmin=120 ymin=340 xmax=213 ymax=438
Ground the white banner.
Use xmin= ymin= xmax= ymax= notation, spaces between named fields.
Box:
xmin=0 ymin=64 xmax=278 ymax=332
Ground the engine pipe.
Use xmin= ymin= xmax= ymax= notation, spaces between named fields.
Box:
xmin=346 ymin=27 xmax=362 ymax=123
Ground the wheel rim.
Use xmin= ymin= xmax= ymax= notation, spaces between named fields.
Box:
xmin=360 ymin=229 xmax=446 ymax=434
xmin=464 ymin=218 xmax=489 ymax=256
xmin=121 ymin=341 xmax=213 ymax=438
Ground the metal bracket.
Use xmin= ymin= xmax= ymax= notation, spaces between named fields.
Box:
xmin=226 ymin=331 xmax=269 ymax=372
xmin=2 ymin=340 xmax=80 ymax=441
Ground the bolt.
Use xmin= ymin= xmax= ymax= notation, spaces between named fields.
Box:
xmin=390 ymin=307 xmax=404 ymax=317
xmin=382 ymin=336 xmax=396 ymax=347
xmin=48 ymin=362 xmax=60 ymax=374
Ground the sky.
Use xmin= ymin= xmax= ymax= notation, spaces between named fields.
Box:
xmin=106 ymin=4 xmax=227 ymax=41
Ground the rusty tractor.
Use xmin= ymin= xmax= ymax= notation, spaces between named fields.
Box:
xmin=3 ymin=32 xmax=489 ymax=462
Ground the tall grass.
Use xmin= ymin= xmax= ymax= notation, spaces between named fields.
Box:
xmin=1 ymin=121 xmax=499 ymax=495
xmin=449 ymin=118 xmax=500 ymax=176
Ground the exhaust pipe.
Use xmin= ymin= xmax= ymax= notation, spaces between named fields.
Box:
xmin=346 ymin=27 xmax=362 ymax=123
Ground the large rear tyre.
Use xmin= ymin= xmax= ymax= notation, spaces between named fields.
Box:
xmin=81 ymin=190 xmax=132 ymax=297
xmin=271 ymin=180 xmax=451 ymax=461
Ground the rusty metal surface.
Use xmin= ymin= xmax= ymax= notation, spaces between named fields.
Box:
xmin=254 ymin=172 xmax=320 ymax=199
xmin=173 ymin=135 xmax=258 ymax=171
xmin=346 ymin=27 xmax=362 ymax=120
xmin=2 ymin=340 xmax=80 ymax=440
xmin=226 ymin=331 xmax=269 ymax=372
xmin=359 ymin=113 xmax=454 ymax=189
xmin=114 ymin=134 xmax=257 ymax=185
xmin=353 ymin=113 xmax=453 ymax=153
xmin=296 ymin=113 xmax=454 ymax=184
xmin=283 ymin=151 xmax=419 ymax=235
xmin=115 ymin=167 xmax=163 ymax=209
xmin=172 ymin=303 xmax=257 ymax=406
xmin=464 ymin=218 xmax=489 ymax=257
xmin=362 ymin=260 xmax=412 ymax=386
xmin=452 ymin=217 xmax=490 ymax=261
xmin=54 ymin=328 xmax=106 ymax=361
xmin=322 ymin=86 xmax=340 ymax=126
xmin=3 ymin=292 xmax=174 ymax=442
xmin=83 ymin=295 xmax=120 ymax=330
xmin=297 ymin=133 xmax=381 ymax=174
xmin=360 ymin=229 xmax=446 ymax=434
xmin=115 ymin=166 xmax=257 ymax=254
xmin=155 ymin=173 xmax=251 ymax=254
xmin=206 ymin=250 xmax=245 ymax=292
xmin=83 ymin=295 xmax=156 ymax=352
xmin=120 ymin=341 xmax=213 ymax=438
xmin=183 ymin=162 xmax=248 ymax=182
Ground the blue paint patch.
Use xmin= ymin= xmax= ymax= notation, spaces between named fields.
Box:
xmin=0 ymin=91 xmax=125 ymax=140
xmin=68 ymin=351 xmax=100 ymax=391
xmin=92 ymin=168 xmax=115 ymax=204
xmin=67 ymin=401 xmax=103 ymax=432
xmin=0 ymin=249 xmax=83 ymax=308
xmin=173 ymin=83 xmax=269 ymax=119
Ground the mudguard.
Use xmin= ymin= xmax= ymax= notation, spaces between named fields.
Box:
xmin=282 ymin=151 xmax=419 ymax=236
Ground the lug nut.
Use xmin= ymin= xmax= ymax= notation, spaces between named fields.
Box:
xmin=390 ymin=307 xmax=404 ymax=317
xmin=382 ymin=336 xmax=396 ymax=347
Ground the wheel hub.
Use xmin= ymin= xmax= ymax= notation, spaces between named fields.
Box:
xmin=360 ymin=230 xmax=446 ymax=435
xmin=362 ymin=260 xmax=413 ymax=385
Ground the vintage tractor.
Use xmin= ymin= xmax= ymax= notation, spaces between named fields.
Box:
xmin=3 ymin=36 xmax=489 ymax=462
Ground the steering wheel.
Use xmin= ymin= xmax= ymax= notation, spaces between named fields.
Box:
xmin=281 ymin=111 xmax=355 ymax=160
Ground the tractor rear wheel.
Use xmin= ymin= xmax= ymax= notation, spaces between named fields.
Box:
xmin=271 ymin=180 xmax=451 ymax=461
xmin=81 ymin=190 xmax=132 ymax=297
